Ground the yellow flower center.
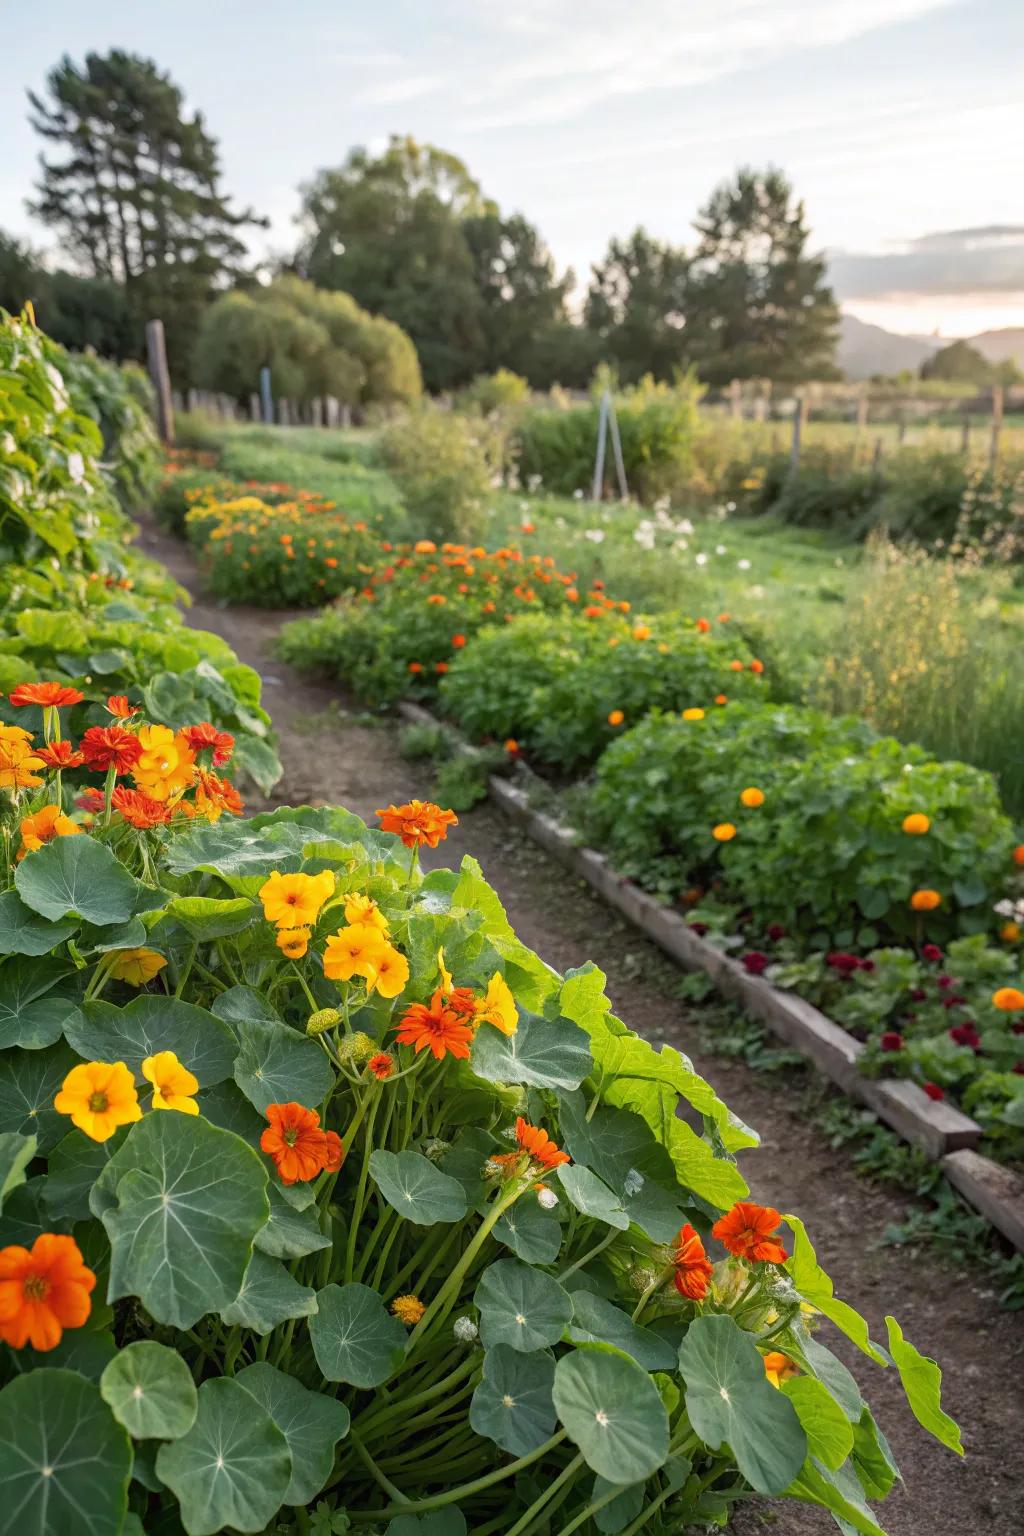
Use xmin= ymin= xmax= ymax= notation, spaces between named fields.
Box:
xmin=88 ymin=1091 xmax=109 ymax=1113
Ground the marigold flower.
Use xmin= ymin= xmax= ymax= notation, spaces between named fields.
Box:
xmin=729 ymin=659 xmax=745 ymax=672
xmin=515 ymin=1116 xmax=570 ymax=1168
xmin=54 ymin=1060 xmax=142 ymax=1142
xmin=1014 ymin=845 xmax=1024 ymax=867
xmin=740 ymin=787 xmax=765 ymax=808
xmin=132 ymin=725 xmax=197 ymax=802
xmin=682 ymin=708 xmax=705 ymax=722
xmin=182 ymin=722 xmax=235 ymax=766
xmin=260 ymin=869 xmax=336 ymax=930
xmin=712 ymin=1202 xmax=788 ymax=1264
xmin=376 ymin=800 xmax=458 ymax=849
xmin=37 ymin=740 xmax=85 ymax=769
xmin=261 ymin=1102 xmax=340 ymax=1185
xmin=396 ymin=990 xmax=475 ymax=1060
xmin=366 ymin=943 xmax=410 ymax=1000
xmin=277 ymin=927 xmax=310 ymax=960
xmin=475 ymin=973 xmax=518 ymax=1036
xmin=696 ymin=618 xmax=711 ymax=634
xmin=16 ymin=804 xmax=81 ymax=860
xmin=633 ymin=625 xmax=651 ymax=641
xmin=415 ymin=540 xmax=437 ymax=554
xmin=504 ymin=738 xmax=520 ymax=756
xmin=763 ymin=1351 xmax=799 ymax=1388
xmin=452 ymin=633 xmax=467 ymax=648
xmin=8 ymin=682 xmax=84 ymax=709
xmin=902 ymin=813 xmax=930 ymax=835
xmin=712 ymin=823 xmax=737 ymax=842
xmin=408 ymin=662 xmax=423 ymax=674
xmin=607 ymin=710 xmax=625 ymax=727
xmin=0 ymin=1234 xmax=96 ymax=1351
xmin=344 ymin=893 xmax=389 ymax=933
xmin=367 ymin=1052 xmax=396 ymax=1080
xmin=111 ymin=786 xmax=171 ymax=828
xmin=142 ymin=1051 xmax=199 ymax=1114
xmin=108 ymin=948 xmax=168 ymax=987
xmin=673 ymin=1223 xmax=713 ymax=1301
xmin=993 ymin=987 xmax=1024 ymax=1011
xmin=750 ymin=659 xmax=765 ymax=674
xmin=324 ymin=922 xmax=389 ymax=983
xmin=81 ymin=724 xmax=142 ymax=775
xmin=391 ymin=1293 xmax=426 ymax=1325
xmin=105 ymin=695 xmax=136 ymax=718
xmin=1000 ymin=922 xmax=1021 ymax=943
xmin=715 ymin=693 xmax=728 ymax=705
xmin=434 ymin=662 xmax=449 ymax=675
xmin=910 ymin=889 xmax=941 ymax=912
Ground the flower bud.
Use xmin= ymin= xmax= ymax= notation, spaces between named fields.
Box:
xmin=306 ymin=1008 xmax=341 ymax=1037
xmin=337 ymin=1031 xmax=376 ymax=1063
xmin=536 ymin=1186 xmax=558 ymax=1210
xmin=453 ymin=1316 xmax=479 ymax=1343
xmin=628 ymin=1265 xmax=657 ymax=1293
xmin=422 ymin=1137 xmax=452 ymax=1163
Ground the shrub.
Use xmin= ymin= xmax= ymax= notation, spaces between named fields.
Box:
xmin=378 ymin=406 xmax=501 ymax=541
xmin=60 ymin=350 xmax=161 ymax=511
xmin=456 ymin=367 xmax=530 ymax=415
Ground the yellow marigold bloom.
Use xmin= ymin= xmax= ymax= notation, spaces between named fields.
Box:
xmin=607 ymin=710 xmax=625 ymax=727
xmin=910 ymin=889 xmax=941 ymax=912
xmin=54 ymin=1061 xmax=142 ymax=1142
xmin=391 ymin=1294 xmax=426 ymax=1326
xmin=344 ymin=892 xmax=389 ymax=934
xmin=365 ymin=943 xmax=410 ymax=1000
xmin=323 ymin=922 xmax=388 ymax=982
xmin=632 ymin=625 xmax=651 ymax=641
xmin=108 ymin=949 xmax=168 ymax=987
xmin=475 ymin=973 xmax=518 ymax=1036
xmin=902 ymin=813 xmax=930 ymax=835
xmin=682 ymin=708 xmax=705 ymax=722
xmin=142 ymin=1051 xmax=199 ymax=1114
xmin=1000 ymin=921 xmax=1021 ymax=944
xmin=260 ymin=869 xmax=336 ymax=930
xmin=16 ymin=804 xmax=81 ymax=860
xmin=712 ymin=823 xmax=737 ymax=842
xmin=993 ymin=987 xmax=1024 ymax=1011
xmin=763 ymin=1351 xmax=799 ymax=1388
xmin=740 ymin=787 xmax=765 ymax=808
xmin=276 ymin=927 xmax=310 ymax=960
xmin=132 ymin=725 xmax=196 ymax=802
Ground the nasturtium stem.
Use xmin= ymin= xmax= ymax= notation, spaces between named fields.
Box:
xmin=560 ymin=1224 xmax=618 ymax=1280
xmin=618 ymin=1483 xmax=676 ymax=1535
xmin=348 ymin=1429 xmax=411 ymax=1505
xmin=344 ymin=1095 xmax=380 ymax=1284
xmin=506 ymin=1452 xmax=585 ymax=1536
xmin=554 ymin=1480 xmax=625 ymax=1535
xmin=344 ymin=1431 xmax=567 ymax=1522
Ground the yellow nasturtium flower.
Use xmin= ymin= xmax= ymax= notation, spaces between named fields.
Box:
xmin=142 ymin=1051 xmax=200 ymax=1114
xmin=259 ymin=869 xmax=336 ymax=930
xmin=54 ymin=1061 xmax=142 ymax=1142
xmin=344 ymin=892 xmax=389 ymax=934
xmin=475 ymin=973 xmax=518 ymax=1036
xmin=108 ymin=949 xmax=168 ymax=987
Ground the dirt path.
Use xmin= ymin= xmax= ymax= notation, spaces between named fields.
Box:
xmin=138 ymin=515 xmax=1024 ymax=1535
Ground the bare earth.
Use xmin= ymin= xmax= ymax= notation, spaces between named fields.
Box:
xmin=138 ymin=514 xmax=1024 ymax=1536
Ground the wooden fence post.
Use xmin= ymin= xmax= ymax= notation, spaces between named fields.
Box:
xmin=145 ymin=320 xmax=175 ymax=445
xmin=991 ymin=384 xmax=1004 ymax=469
xmin=259 ymin=366 xmax=273 ymax=426
xmin=872 ymin=436 xmax=885 ymax=475
xmin=729 ymin=378 xmax=742 ymax=419
xmin=789 ymin=395 xmax=807 ymax=471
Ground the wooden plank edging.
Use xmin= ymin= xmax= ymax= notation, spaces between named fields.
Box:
xmin=396 ymin=702 xmax=1024 ymax=1249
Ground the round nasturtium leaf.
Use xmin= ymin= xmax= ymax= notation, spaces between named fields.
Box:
xmin=91 ymin=1111 xmax=270 ymax=1330
xmin=552 ymin=1347 xmax=669 ymax=1484
xmin=592 ymin=1473 xmax=645 ymax=1534
xmin=0 ymin=890 xmax=79 ymax=957
xmin=469 ymin=1344 xmax=556 ymax=1456
xmin=470 ymin=1008 xmax=592 ymax=1090
xmin=309 ymin=1282 xmax=408 ymax=1388
xmin=255 ymin=1182 xmax=331 ymax=1260
xmin=494 ymin=1196 xmax=562 ymax=1264
xmin=156 ymin=1377 xmax=291 ymax=1536
xmin=100 ymin=1341 xmax=198 ymax=1441
xmin=232 ymin=1016 xmax=334 ymax=1114
xmin=556 ymin=1164 xmax=629 ymax=1230
xmin=0 ymin=1368 xmax=132 ymax=1536
xmin=782 ymin=1375 xmax=854 ymax=1471
xmin=369 ymin=1149 xmax=468 ymax=1225
xmin=69 ymin=997 xmax=237 ymax=1088
xmin=568 ymin=1292 xmax=676 ymax=1373
xmin=220 ymin=1251 xmax=318 ymax=1335
xmin=235 ymin=1361 xmax=350 ymax=1507
xmin=42 ymin=1128 xmax=128 ymax=1223
xmin=0 ymin=1040 xmax=79 ymax=1153
xmin=0 ymin=956 xmax=82 ymax=1052
xmin=678 ymin=1314 xmax=807 ymax=1495
xmin=15 ymin=834 xmax=139 ymax=927
xmin=475 ymin=1258 xmax=573 ymax=1353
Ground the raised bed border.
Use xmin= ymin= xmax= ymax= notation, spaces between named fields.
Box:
xmin=398 ymin=702 xmax=1024 ymax=1252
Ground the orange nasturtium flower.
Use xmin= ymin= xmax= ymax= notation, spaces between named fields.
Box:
xmin=515 ymin=1117 xmax=570 ymax=1169
xmin=993 ymin=987 xmax=1024 ymax=1012
xmin=54 ymin=1061 xmax=142 ymax=1142
xmin=8 ymin=681 xmax=85 ymax=709
xmin=367 ymin=1052 xmax=396 ymax=1081
xmin=607 ymin=710 xmax=625 ymax=727
xmin=910 ymin=889 xmax=941 ymax=912
xmin=474 ymin=973 xmax=518 ymax=1036
xmin=712 ymin=823 xmax=737 ymax=842
xmin=276 ymin=928 xmax=310 ymax=960
xmin=0 ymin=1233 xmax=96 ymax=1351
xmin=673 ymin=1223 xmax=714 ymax=1301
xmin=396 ymin=991 xmax=475 ymax=1061
xmin=108 ymin=948 xmax=168 ymax=987
xmin=740 ymin=787 xmax=765 ymax=808
xmin=323 ymin=922 xmax=388 ymax=983
xmin=193 ymin=770 xmax=244 ymax=822
xmin=142 ymin=1051 xmax=199 ymax=1114
xmin=1014 ymin=845 xmax=1024 ymax=867
xmin=763 ymin=1351 xmax=799 ymax=1388
xmin=261 ymin=1103 xmax=343 ymax=1185
xmin=376 ymin=800 xmax=458 ymax=849
xmin=37 ymin=740 xmax=85 ymax=769
xmin=105 ymin=695 xmax=137 ymax=719
xmin=182 ymin=722 xmax=235 ymax=766
xmin=16 ymin=804 xmax=81 ymax=860
xmin=260 ymin=869 xmax=336 ymax=930
xmin=80 ymin=725 xmax=141 ymax=775
xmin=344 ymin=892 xmax=389 ymax=933
xmin=902 ymin=813 xmax=930 ymax=835
xmin=750 ymin=659 xmax=765 ymax=674
xmin=132 ymin=725 xmax=197 ymax=801
xmin=712 ymin=1202 xmax=788 ymax=1265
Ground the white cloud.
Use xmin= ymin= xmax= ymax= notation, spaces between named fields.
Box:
xmin=354 ymin=74 xmax=444 ymax=106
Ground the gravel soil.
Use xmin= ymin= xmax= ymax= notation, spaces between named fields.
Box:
xmin=137 ymin=513 xmax=1024 ymax=1535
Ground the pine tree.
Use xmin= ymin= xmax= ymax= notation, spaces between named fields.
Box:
xmin=584 ymin=228 xmax=689 ymax=383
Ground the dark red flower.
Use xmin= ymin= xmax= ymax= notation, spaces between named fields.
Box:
xmin=826 ymin=952 xmax=860 ymax=975
xmin=922 ymin=944 xmax=943 ymax=963
xmin=1013 ymin=1063 xmax=1024 ymax=1075
xmin=910 ymin=988 xmax=927 ymax=1002
xmin=689 ymin=922 xmax=709 ymax=937
xmin=765 ymin=923 xmax=787 ymax=942
xmin=937 ymin=975 xmax=953 ymax=990
xmin=859 ymin=958 xmax=875 ymax=973
xmin=880 ymin=1031 xmax=904 ymax=1052
xmin=742 ymin=951 xmax=770 ymax=976
xmin=923 ymin=1082 xmax=945 ymax=1101
xmin=950 ymin=1023 xmax=981 ymax=1051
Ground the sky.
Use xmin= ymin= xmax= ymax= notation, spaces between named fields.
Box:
xmin=2 ymin=0 xmax=1023 ymax=339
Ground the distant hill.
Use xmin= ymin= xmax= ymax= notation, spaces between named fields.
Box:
xmin=967 ymin=329 xmax=1024 ymax=367
xmin=837 ymin=314 xmax=940 ymax=379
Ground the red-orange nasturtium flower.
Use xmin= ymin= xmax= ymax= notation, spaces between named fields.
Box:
xmin=673 ymin=1223 xmax=714 ymax=1300
xmin=8 ymin=681 xmax=84 ymax=709
xmin=81 ymin=725 xmax=142 ymax=775
xmin=607 ymin=710 xmax=625 ymax=727
xmin=183 ymin=722 xmax=235 ymax=766
xmin=261 ymin=1102 xmax=343 ymax=1185
xmin=16 ymin=804 xmax=81 ymax=860
xmin=515 ymin=1116 xmax=570 ymax=1168
xmin=993 ymin=987 xmax=1024 ymax=1011
xmin=1014 ymin=845 xmax=1024 ymax=867
xmin=910 ymin=889 xmax=941 ymax=912
xmin=111 ymin=786 xmax=171 ymax=828
xmin=750 ymin=659 xmax=765 ymax=674
xmin=367 ymin=1052 xmax=395 ymax=1081
xmin=0 ymin=1233 xmax=96 ymax=1350
xmin=37 ymin=740 xmax=85 ymax=769
xmin=376 ymin=800 xmax=458 ymax=849
xmin=105 ymin=695 xmax=136 ymax=718
xmin=193 ymin=770 xmax=244 ymax=822
xmin=696 ymin=618 xmax=711 ymax=633
xmin=396 ymin=991 xmax=475 ymax=1060
xmin=712 ymin=1201 xmax=788 ymax=1264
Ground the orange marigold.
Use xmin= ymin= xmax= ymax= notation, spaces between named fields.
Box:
xmin=712 ymin=1201 xmax=788 ymax=1264
xmin=111 ymin=786 xmax=172 ymax=829
xmin=37 ymin=740 xmax=85 ymax=769
xmin=81 ymin=725 xmax=142 ymax=775
xmin=910 ymin=889 xmax=941 ymax=912
xmin=0 ymin=1234 xmax=96 ymax=1351
xmin=396 ymin=990 xmax=475 ymax=1060
xmin=9 ymin=682 xmax=84 ymax=709
xmin=377 ymin=800 xmax=458 ymax=849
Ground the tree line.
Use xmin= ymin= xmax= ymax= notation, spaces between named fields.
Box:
xmin=1 ymin=49 xmax=841 ymax=396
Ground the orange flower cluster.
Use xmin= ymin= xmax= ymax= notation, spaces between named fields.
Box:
xmin=261 ymin=1102 xmax=343 ymax=1185
xmin=395 ymin=957 xmax=519 ymax=1060
xmin=377 ymin=800 xmax=458 ymax=850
